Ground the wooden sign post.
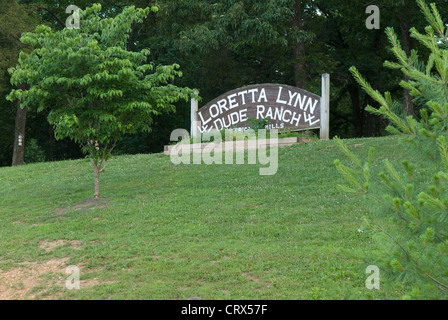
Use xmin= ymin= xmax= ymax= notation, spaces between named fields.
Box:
xmin=190 ymin=90 xmax=199 ymax=138
xmin=320 ymin=73 xmax=330 ymax=140
xmin=190 ymin=74 xmax=330 ymax=140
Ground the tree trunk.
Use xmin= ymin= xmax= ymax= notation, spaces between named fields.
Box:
xmin=92 ymin=159 xmax=100 ymax=199
xmin=402 ymin=75 xmax=414 ymax=116
xmin=365 ymin=96 xmax=377 ymax=137
xmin=292 ymin=1 xmax=307 ymax=89
xmin=348 ymin=84 xmax=363 ymax=137
xmin=12 ymin=85 xmax=29 ymax=166
xmin=399 ymin=12 xmax=415 ymax=116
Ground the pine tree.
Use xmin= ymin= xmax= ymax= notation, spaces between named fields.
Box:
xmin=335 ymin=0 xmax=448 ymax=299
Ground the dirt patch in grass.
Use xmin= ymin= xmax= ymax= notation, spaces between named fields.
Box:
xmin=243 ymin=272 xmax=271 ymax=288
xmin=0 ymin=257 xmax=69 ymax=300
xmin=55 ymin=197 xmax=112 ymax=214
xmin=0 ymin=240 xmax=112 ymax=300
xmin=39 ymin=240 xmax=82 ymax=252
xmin=12 ymin=221 xmax=46 ymax=227
xmin=0 ymin=256 xmax=116 ymax=300
xmin=243 ymin=272 xmax=262 ymax=283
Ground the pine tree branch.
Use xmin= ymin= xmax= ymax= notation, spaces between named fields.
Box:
xmin=376 ymin=226 xmax=448 ymax=291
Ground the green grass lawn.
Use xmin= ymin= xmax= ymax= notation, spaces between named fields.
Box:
xmin=0 ymin=136 xmax=415 ymax=299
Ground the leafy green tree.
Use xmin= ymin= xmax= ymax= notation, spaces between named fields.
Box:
xmin=335 ymin=0 xmax=448 ymax=298
xmin=145 ymin=0 xmax=324 ymax=95
xmin=4 ymin=0 xmax=445 ymax=165
xmin=134 ymin=0 xmax=336 ymax=146
xmin=7 ymin=3 xmax=194 ymax=198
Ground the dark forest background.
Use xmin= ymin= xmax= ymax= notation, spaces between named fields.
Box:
xmin=1 ymin=0 xmax=446 ymax=167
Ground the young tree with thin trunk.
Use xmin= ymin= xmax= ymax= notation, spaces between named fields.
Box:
xmin=7 ymin=3 xmax=194 ymax=199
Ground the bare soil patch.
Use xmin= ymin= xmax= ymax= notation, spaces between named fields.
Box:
xmin=39 ymin=240 xmax=82 ymax=252
xmin=0 ymin=257 xmax=69 ymax=300
xmin=243 ymin=272 xmax=271 ymax=288
xmin=55 ymin=197 xmax=112 ymax=214
xmin=0 ymin=255 xmax=115 ymax=300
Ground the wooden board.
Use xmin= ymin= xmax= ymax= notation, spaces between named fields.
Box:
xmin=196 ymin=84 xmax=321 ymax=133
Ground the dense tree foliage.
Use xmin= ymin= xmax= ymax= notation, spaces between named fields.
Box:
xmin=2 ymin=0 xmax=448 ymax=167
xmin=7 ymin=4 xmax=194 ymax=197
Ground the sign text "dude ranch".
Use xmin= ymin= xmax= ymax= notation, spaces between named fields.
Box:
xmin=196 ymin=84 xmax=322 ymax=133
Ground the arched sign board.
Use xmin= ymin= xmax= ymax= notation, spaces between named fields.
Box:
xmin=191 ymin=74 xmax=330 ymax=140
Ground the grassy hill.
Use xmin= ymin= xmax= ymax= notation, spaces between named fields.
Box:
xmin=0 ymin=136 xmax=414 ymax=299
